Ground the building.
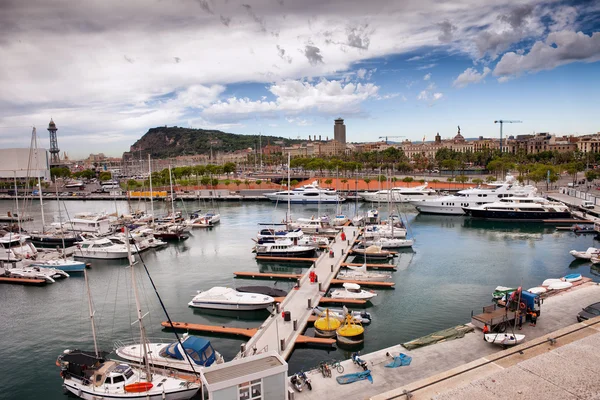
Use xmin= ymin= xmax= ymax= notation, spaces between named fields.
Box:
xmin=504 ymin=133 xmax=578 ymax=154
xmin=576 ymin=133 xmax=600 ymax=153
xmin=199 ymin=351 xmax=287 ymax=400
xmin=334 ymin=118 xmax=346 ymax=145
xmin=48 ymin=119 xmax=61 ymax=166
xmin=0 ymin=148 xmax=50 ymax=180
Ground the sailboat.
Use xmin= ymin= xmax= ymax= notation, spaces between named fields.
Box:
xmin=152 ymin=166 xmax=189 ymax=241
xmin=57 ymin=232 xmax=200 ymax=399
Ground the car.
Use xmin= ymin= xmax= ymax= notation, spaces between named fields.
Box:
xmin=577 ymin=302 xmax=600 ymax=322
xmin=431 ymin=169 xmax=440 ymax=174
xmin=582 ymin=200 xmax=595 ymax=209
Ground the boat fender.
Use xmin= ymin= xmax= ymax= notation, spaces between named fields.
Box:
xmin=519 ymin=302 xmax=526 ymax=310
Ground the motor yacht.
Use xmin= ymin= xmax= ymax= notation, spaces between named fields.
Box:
xmin=188 ymin=287 xmax=274 ymax=310
xmin=254 ymin=239 xmax=316 ymax=258
xmin=115 ymin=334 xmax=224 ymax=373
xmin=570 ymin=247 xmax=599 ymax=260
xmin=351 ymin=245 xmax=395 ymax=260
xmin=361 ymin=237 xmax=414 ymax=248
xmin=363 ymin=224 xmax=407 ymax=239
xmin=463 ymin=197 xmax=571 ymax=221
xmin=265 ymin=181 xmax=345 ymax=204
xmin=73 ymin=238 xmax=136 ymax=260
xmin=256 ymin=228 xmax=329 ymax=247
xmin=28 ymin=258 xmax=86 ymax=273
xmin=359 ymin=184 xmax=436 ymax=203
xmin=337 ymin=264 xmax=391 ymax=281
xmin=330 ymin=283 xmax=377 ymax=300
xmin=185 ymin=210 xmax=221 ymax=228
xmin=408 ymin=176 xmax=537 ymax=215
xmin=0 ymin=233 xmax=37 ymax=262
xmin=288 ymin=216 xmax=337 ymax=235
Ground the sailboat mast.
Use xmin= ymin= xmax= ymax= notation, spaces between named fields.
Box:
xmin=31 ymin=128 xmax=46 ymax=228
xmin=125 ymin=228 xmax=152 ymax=378
xmin=13 ymin=172 xmax=21 ymax=236
xmin=287 ymin=153 xmax=291 ymax=223
xmin=168 ymin=165 xmax=176 ymax=224
xmin=54 ymin=182 xmax=67 ymax=256
xmin=148 ymin=154 xmax=154 ymax=225
xmin=84 ymin=269 xmax=99 ymax=357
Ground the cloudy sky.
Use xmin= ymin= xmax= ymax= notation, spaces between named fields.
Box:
xmin=0 ymin=0 xmax=599 ymax=158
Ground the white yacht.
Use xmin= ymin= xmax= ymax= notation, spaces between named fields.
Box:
xmin=0 ymin=233 xmax=37 ymax=261
xmin=73 ymin=238 xmax=136 ymax=260
xmin=408 ymin=177 xmax=537 ymax=215
xmin=254 ymin=239 xmax=317 ymax=258
xmin=52 ymin=212 xmax=112 ymax=235
xmin=359 ymin=184 xmax=436 ymax=203
xmin=265 ymin=181 xmax=345 ymax=204
xmin=363 ymin=224 xmax=407 ymax=239
xmin=463 ymin=197 xmax=571 ymax=221
xmin=361 ymin=237 xmax=414 ymax=248
xmin=1 ymin=261 xmax=69 ymax=283
xmin=256 ymin=228 xmax=329 ymax=247
xmin=337 ymin=264 xmax=391 ymax=282
xmin=185 ymin=210 xmax=221 ymax=228
xmin=188 ymin=287 xmax=274 ymax=310
xmin=330 ymin=283 xmax=377 ymax=300
xmin=115 ymin=334 xmax=224 ymax=373
xmin=288 ymin=216 xmax=337 ymax=235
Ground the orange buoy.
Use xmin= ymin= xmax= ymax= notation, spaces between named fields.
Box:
xmin=125 ymin=382 xmax=154 ymax=393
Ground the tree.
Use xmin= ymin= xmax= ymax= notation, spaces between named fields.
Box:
xmin=402 ymin=177 xmax=414 ymax=183
xmin=472 ymin=178 xmax=483 ymax=185
xmin=441 ymin=159 xmax=459 ymax=177
xmin=363 ymin=178 xmax=371 ymax=189
xmin=200 ymin=176 xmax=210 ymax=187
xmin=486 ymin=176 xmax=497 ymax=183
xmin=98 ymin=171 xmax=112 ymax=181
xmin=223 ymin=162 xmax=236 ymax=174
xmin=224 ymin=179 xmax=231 ymax=188
xmin=290 ymin=179 xmax=299 ymax=187
xmin=233 ymin=179 xmax=242 ymax=190
xmin=455 ymin=175 xmax=469 ymax=187
xmin=324 ymin=179 xmax=333 ymax=187
xmin=50 ymin=167 xmax=71 ymax=180
xmin=255 ymin=179 xmax=262 ymax=186
xmin=564 ymin=162 xmax=585 ymax=185
xmin=244 ymin=179 xmax=250 ymax=188
xmin=211 ymin=178 xmax=219 ymax=187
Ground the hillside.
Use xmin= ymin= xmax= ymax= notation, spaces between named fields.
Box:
xmin=125 ymin=126 xmax=300 ymax=159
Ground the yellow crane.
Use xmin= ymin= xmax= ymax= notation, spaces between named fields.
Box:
xmin=494 ymin=120 xmax=522 ymax=152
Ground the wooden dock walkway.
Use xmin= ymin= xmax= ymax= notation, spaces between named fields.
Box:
xmin=161 ymin=321 xmax=335 ymax=346
xmin=0 ymin=276 xmax=47 ymax=285
xmin=239 ymin=225 xmax=360 ymax=360
xmin=234 ymin=271 xmax=301 ymax=280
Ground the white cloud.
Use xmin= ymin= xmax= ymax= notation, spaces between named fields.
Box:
xmin=417 ymin=63 xmax=437 ymax=70
xmin=356 ymin=68 xmax=367 ymax=79
xmin=452 ymin=67 xmax=491 ymax=88
xmin=432 ymin=93 xmax=444 ymax=101
xmin=423 ymin=73 xmax=431 ymax=81
xmin=203 ymin=78 xmax=379 ymax=121
xmin=494 ymin=31 xmax=600 ymax=78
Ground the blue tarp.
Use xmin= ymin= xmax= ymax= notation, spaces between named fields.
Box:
xmin=163 ymin=336 xmax=216 ymax=366
xmin=336 ymin=370 xmax=373 ymax=385
xmin=385 ymin=353 xmax=412 ymax=368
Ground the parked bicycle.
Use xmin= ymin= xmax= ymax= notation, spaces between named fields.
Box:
xmin=318 ymin=361 xmax=331 ymax=377
xmin=330 ymin=360 xmax=344 ymax=374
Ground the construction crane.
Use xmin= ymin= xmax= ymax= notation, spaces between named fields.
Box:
xmin=494 ymin=120 xmax=522 ymax=153
xmin=379 ymin=136 xmax=405 ymax=144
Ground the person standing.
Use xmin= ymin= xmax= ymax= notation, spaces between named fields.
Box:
xmin=482 ymin=324 xmax=489 ymax=340
xmin=530 ymin=311 xmax=538 ymax=327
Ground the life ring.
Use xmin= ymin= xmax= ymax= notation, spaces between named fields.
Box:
xmin=519 ymin=302 xmax=526 ymax=310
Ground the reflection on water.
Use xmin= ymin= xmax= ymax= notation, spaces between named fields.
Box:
xmin=191 ymin=307 xmax=273 ymax=322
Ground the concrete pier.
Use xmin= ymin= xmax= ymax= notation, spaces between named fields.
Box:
xmin=296 ymin=282 xmax=600 ymax=400
xmin=238 ymin=226 xmax=359 ymax=360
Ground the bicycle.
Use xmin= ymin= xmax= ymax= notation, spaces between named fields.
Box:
xmin=330 ymin=360 xmax=344 ymax=374
xmin=318 ymin=362 xmax=331 ymax=378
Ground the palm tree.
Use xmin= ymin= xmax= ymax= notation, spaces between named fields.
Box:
xmin=363 ymin=178 xmax=371 ymax=190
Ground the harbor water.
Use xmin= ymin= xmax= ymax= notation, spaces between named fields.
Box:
xmin=1 ymin=199 xmax=599 ymax=399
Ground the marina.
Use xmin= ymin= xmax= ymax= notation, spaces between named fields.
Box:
xmin=1 ymin=196 xmax=600 ymax=399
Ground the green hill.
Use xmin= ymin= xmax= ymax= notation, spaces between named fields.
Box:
xmin=125 ymin=126 xmax=300 ymax=159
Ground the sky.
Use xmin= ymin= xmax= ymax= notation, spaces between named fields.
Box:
xmin=0 ymin=0 xmax=599 ymax=158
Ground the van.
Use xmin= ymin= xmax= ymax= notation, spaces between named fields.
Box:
xmin=582 ymin=200 xmax=594 ymax=209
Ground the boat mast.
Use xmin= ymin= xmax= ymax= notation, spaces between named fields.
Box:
xmin=148 ymin=154 xmax=154 ymax=225
xmin=13 ymin=172 xmax=21 ymax=236
xmin=54 ymin=181 xmax=67 ymax=257
xmin=287 ymin=153 xmax=291 ymax=223
xmin=168 ymin=165 xmax=176 ymax=224
xmin=125 ymin=227 xmax=152 ymax=379
xmin=84 ymin=269 xmax=99 ymax=357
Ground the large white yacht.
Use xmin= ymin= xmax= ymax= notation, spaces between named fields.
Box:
xmin=73 ymin=238 xmax=137 ymax=260
xmin=359 ymin=184 xmax=436 ymax=203
xmin=188 ymin=287 xmax=274 ymax=310
xmin=408 ymin=176 xmax=537 ymax=215
xmin=265 ymin=181 xmax=345 ymax=204
xmin=463 ymin=197 xmax=571 ymax=221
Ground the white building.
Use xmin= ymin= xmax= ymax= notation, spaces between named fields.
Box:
xmin=0 ymin=148 xmax=50 ymax=181
xmin=200 ymin=351 xmax=288 ymax=400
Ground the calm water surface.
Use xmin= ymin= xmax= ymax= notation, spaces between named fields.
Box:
xmin=1 ymin=199 xmax=599 ymax=399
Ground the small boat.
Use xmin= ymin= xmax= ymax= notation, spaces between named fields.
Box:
xmin=186 ymin=210 xmax=221 ymax=228
xmin=557 ymin=225 xmax=596 ymax=234
xmin=313 ymin=309 xmax=342 ymax=338
xmin=73 ymin=238 xmax=135 ymax=260
xmin=492 ymin=286 xmax=517 ymax=300
xmin=332 ymin=215 xmax=349 ymax=227
xmin=542 ymin=278 xmax=562 ymax=287
xmin=312 ymin=306 xmax=372 ymax=324
xmin=336 ymin=370 xmax=373 ymax=385
xmin=152 ymin=223 xmax=189 ymax=241
xmin=563 ymin=273 xmax=582 ymax=282
xmin=336 ymin=314 xmax=365 ymax=345
xmin=484 ymin=333 xmax=525 ymax=346
xmin=548 ymin=281 xmax=573 ymax=290
xmin=254 ymin=239 xmax=316 ymax=258
xmin=236 ymin=286 xmax=288 ymax=298
xmin=188 ymin=287 xmax=274 ymax=310
xmin=527 ymin=286 xmax=547 ymax=295
xmin=337 ymin=263 xmax=391 ymax=282
xmin=351 ymin=245 xmax=394 ymax=260
xmin=361 ymin=237 xmax=413 ymax=248
xmin=330 ymin=283 xmax=377 ymax=300
xmin=288 ymin=217 xmax=337 ymax=235
xmin=28 ymin=258 xmax=86 ymax=273
xmin=362 ymin=224 xmax=407 ymax=239
xmin=569 ymin=247 xmax=599 ymax=260
xmin=115 ymin=334 xmax=224 ymax=372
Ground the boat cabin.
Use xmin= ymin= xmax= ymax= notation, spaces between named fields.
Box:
xmin=343 ymin=282 xmax=362 ymax=293
xmin=159 ymin=336 xmax=219 ymax=367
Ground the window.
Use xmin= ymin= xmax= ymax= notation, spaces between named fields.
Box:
xmin=238 ymin=379 xmax=262 ymax=400
xmin=112 ymin=375 xmax=125 ymax=384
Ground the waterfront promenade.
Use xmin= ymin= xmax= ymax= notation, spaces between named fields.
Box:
xmin=296 ymin=282 xmax=600 ymax=400
xmin=239 ymin=226 xmax=359 ymax=360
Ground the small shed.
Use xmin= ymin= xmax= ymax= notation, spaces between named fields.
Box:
xmin=200 ymin=351 xmax=287 ymax=400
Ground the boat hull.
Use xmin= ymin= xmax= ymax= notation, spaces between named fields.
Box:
xmin=30 ymin=236 xmax=81 ymax=248
xmin=188 ymin=301 xmax=272 ymax=310
xmin=64 ymin=381 xmax=199 ymax=400
xmin=255 ymin=249 xmax=316 ymax=258
xmin=30 ymin=261 xmax=86 ymax=272
xmin=464 ymin=209 xmax=571 ymax=221
xmin=412 ymin=204 xmax=465 ymax=215
xmin=484 ymin=333 xmax=525 ymax=346
xmin=73 ymin=251 xmax=129 ymax=260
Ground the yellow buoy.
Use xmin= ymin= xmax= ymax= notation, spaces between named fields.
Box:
xmin=336 ymin=314 xmax=365 ymax=345
xmin=314 ymin=309 xmax=341 ymax=338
